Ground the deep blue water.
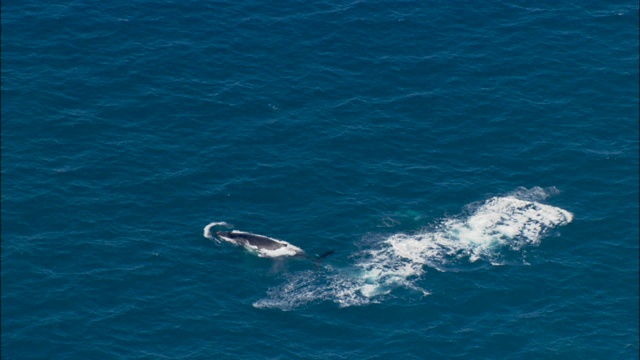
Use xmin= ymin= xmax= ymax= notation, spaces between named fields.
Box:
xmin=2 ymin=1 xmax=638 ymax=359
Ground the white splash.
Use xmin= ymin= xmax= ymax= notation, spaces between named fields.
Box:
xmin=254 ymin=188 xmax=573 ymax=310
xmin=252 ymin=244 xmax=304 ymax=258
xmin=203 ymin=221 xmax=232 ymax=241
xmin=387 ymin=195 xmax=574 ymax=267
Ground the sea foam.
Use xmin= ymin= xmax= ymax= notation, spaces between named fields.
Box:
xmin=254 ymin=188 xmax=573 ymax=310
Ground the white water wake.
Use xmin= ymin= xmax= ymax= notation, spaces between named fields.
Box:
xmin=253 ymin=188 xmax=573 ymax=310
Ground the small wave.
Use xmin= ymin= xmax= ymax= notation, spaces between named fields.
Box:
xmin=254 ymin=188 xmax=573 ymax=310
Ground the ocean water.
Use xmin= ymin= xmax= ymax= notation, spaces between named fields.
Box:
xmin=2 ymin=0 xmax=638 ymax=359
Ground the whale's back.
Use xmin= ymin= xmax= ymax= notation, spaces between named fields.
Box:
xmin=217 ymin=231 xmax=287 ymax=250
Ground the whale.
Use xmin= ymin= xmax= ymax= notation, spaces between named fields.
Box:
xmin=203 ymin=221 xmax=335 ymax=260
xmin=216 ymin=230 xmax=306 ymax=258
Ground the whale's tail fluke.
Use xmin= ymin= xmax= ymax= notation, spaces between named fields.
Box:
xmin=312 ymin=250 xmax=336 ymax=269
xmin=316 ymin=250 xmax=336 ymax=261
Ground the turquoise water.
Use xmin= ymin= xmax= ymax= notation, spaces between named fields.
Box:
xmin=2 ymin=1 xmax=638 ymax=358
